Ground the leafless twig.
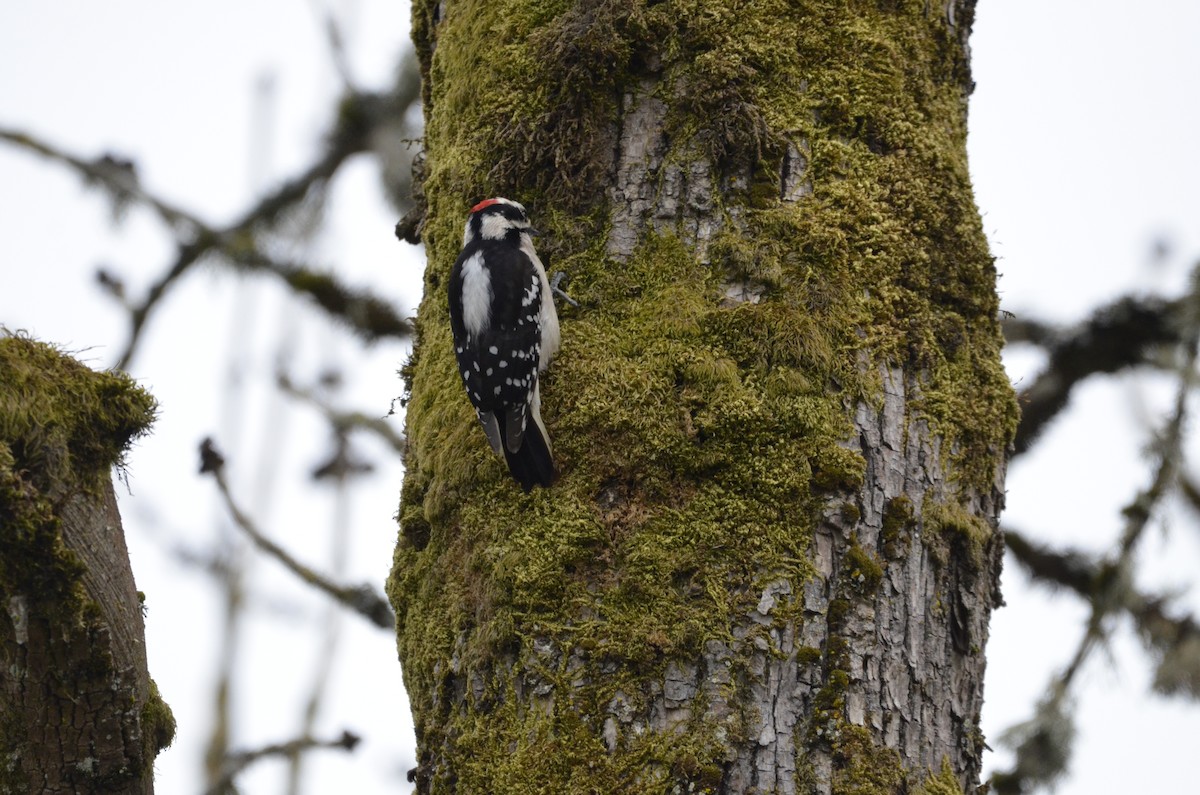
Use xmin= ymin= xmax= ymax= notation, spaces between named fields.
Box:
xmin=205 ymin=730 xmax=360 ymax=795
xmin=199 ymin=438 xmax=394 ymax=629
xmin=1006 ymin=295 xmax=1183 ymax=457
xmin=1 ymin=89 xmax=413 ymax=370
xmin=278 ymin=372 xmax=406 ymax=455
xmin=0 ymin=126 xmax=196 ymax=228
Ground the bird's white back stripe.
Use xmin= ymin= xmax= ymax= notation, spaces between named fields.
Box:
xmin=459 ymin=251 xmax=491 ymax=337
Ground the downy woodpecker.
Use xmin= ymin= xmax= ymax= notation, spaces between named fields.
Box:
xmin=448 ymin=198 xmax=561 ymax=491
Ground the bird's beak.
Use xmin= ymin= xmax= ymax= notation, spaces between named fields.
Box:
xmin=526 ymin=227 xmax=541 ymax=237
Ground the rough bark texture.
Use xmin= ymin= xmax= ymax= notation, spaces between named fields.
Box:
xmin=392 ymin=1 xmax=1013 ymax=793
xmin=1 ymin=335 xmax=174 ymax=794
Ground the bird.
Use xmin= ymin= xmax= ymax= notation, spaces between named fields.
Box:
xmin=448 ymin=197 xmax=561 ymax=491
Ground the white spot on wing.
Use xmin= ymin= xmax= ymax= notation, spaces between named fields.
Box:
xmin=517 ymin=235 xmax=560 ymax=370
xmin=521 ymin=277 xmax=539 ymax=307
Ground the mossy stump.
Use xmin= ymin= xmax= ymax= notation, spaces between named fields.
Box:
xmin=0 ymin=333 xmax=174 ymax=794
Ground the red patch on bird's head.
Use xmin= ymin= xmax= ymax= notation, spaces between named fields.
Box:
xmin=470 ymin=198 xmax=503 ymax=213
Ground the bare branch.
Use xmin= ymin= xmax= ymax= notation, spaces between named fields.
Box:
xmin=1007 ymin=295 xmax=1181 ymax=457
xmin=225 ymin=247 xmax=413 ymax=343
xmin=1003 ymin=528 xmax=1097 ymax=596
xmin=998 ymin=314 xmax=1057 ymax=348
xmin=305 ymin=0 xmax=354 ymax=90
xmin=1007 ymin=526 xmax=1200 ymax=701
xmin=994 ymin=289 xmax=1200 ymax=792
xmin=0 ymin=94 xmax=410 ymax=369
xmin=1060 ymin=306 xmax=1195 ymax=685
xmin=199 ymin=438 xmax=394 ymax=629
xmin=278 ymin=372 xmax=406 ymax=455
xmin=205 ymin=730 xmax=360 ymax=795
xmin=116 ymin=94 xmax=381 ymax=368
xmin=0 ymin=126 xmax=197 ymax=229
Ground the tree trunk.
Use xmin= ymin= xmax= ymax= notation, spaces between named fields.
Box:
xmin=391 ymin=1 xmax=1015 ymax=793
xmin=0 ymin=336 xmax=174 ymax=794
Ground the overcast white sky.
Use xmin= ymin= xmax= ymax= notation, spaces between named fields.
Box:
xmin=2 ymin=2 xmax=1200 ymax=793
xmin=971 ymin=2 xmax=1200 ymax=791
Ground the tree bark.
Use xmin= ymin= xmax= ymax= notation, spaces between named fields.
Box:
xmin=392 ymin=1 xmax=1014 ymax=793
xmin=1 ymin=335 xmax=174 ymax=794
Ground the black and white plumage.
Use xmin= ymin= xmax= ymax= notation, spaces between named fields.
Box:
xmin=448 ymin=197 xmax=561 ymax=491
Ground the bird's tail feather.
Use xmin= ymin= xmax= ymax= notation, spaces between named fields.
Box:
xmin=499 ymin=419 xmax=556 ymax=492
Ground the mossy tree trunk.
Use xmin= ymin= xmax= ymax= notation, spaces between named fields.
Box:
xmin=0 ymin=336 xmax=174 ymax=794
xmin=391 ymin=1 xmax=1015 ymax=793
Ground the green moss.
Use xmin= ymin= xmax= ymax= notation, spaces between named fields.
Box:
xmin=0 ymin=333 xmax=156 ymax=495
xmin=0 ymin=461 xmax=82 ymax=614
xmin=922 ymin=500 xmax=992 ymax=571
xmin=140 ymin=679 xmax=176 ymax=765
xmin=445 ymin=691 xmax=730 ymax=794
xmin=797 ymin=645 xmax=822 ymax=666
xmin=811 ymin=667 xmax=850 ymax=743
xmin=832 ymin=726 xmax=906 ymax=795
xmin=0 ymin=333 xmax=156 ymax=612
xmin=844 ymin=542 xmax=884 ymax=596
xmin=827 ymin=598 xmax=851 ymax=630
xmin=0 ymin=333 xmax=154 ymax=489
xmin=881 ymin=495 xmax=916 ymax=559
xmin=912 ymin=758 xmax=965 ymax=795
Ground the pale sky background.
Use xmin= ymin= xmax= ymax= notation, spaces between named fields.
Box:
xmin=2 ymin=2 xmax=1199 ymax=793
